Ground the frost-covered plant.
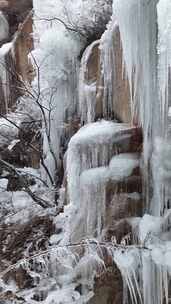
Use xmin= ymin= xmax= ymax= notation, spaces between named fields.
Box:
xmin=63 ymin=0 xmax=113 ymax=45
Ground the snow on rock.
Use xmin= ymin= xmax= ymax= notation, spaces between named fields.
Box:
xmin=43 ymin=288 xmax=81 ymax=304
xmin=0 ymin=113 xmax=20 ymax=147
xmin=109 ymin=153 xmax=139 ymax=180
xmin=61 ymin=0 xmax=112 ymax=41
xmin=0 ymin=178 xmax=8 ymax=190
xmin=138 ymin=214 xmax=163 ymax=244
xmin=11 ymin=191 xmax=33 ymax=210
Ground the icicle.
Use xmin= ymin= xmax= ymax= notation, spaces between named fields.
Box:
xmin=109 ymin=247 xmax=142 ymax=304
xmin=157 ymin=0 xmax=171 ymax=137
xmin=150 ymin=1 xmax=171 ymax=216
xmin=79 ymin=40 xmax=100 ymax=123
xmin=100 ymin=18 xmax=117 ymax=119
xmin=113 ymin=0 xmax=158 ymax=164
xmin=80 ymin=167 xmax=109 ymax=239
xmin=0 ymin=42 xmax=12 ymax=112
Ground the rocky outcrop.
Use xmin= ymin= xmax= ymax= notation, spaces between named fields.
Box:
xmin=90 ymin=267 xmax=123 ymax=304
xmin=0 ymin=2 xmax=33 ymax=113
xmin=14 ymin=11 xmax=34 ymax=84
xmin=79 ymin=40 xmax=100 ymax=123
xmin=98 ymin=23 xmax=131 ymax=123
xmin=80 ymin=23 xmax=132 ymax=124
xmin=1 ymin=0 xmax=33 ymax=39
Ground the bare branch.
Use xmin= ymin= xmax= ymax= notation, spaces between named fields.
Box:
xmin=0 ymin=239 xmax=150 ymax=279
xmin=0 ymin=159 xmax=51 ymax=208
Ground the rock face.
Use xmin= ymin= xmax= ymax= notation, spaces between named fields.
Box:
xmin=89 ymin=267 xmax=123 ymax=304
xmin=0 ymin=10 xmax=9 ymax=43
xmin=79 ymin=23 xmax=132 ymax=124
xmin=0 ymin=120 xmax=41 ymax=169
xmin=100 ymin=24 xmax=131 ymax=123
xmin=79 ymin=40 xmax=100 ymax=123
xmin=2 ymin=0 xmax=33 ymax=39
xmin=14 ymin=11 xmax=34 ymax=84
xmin=0 ymin=1 xmax=33 ymax=113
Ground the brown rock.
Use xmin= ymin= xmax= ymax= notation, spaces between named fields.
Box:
xmin=83 ymin=40 xmax=100 ymax=83
xmin=89 ymin=266 xmax=123 ymax=304
xmin=96 ymin=24 xmax=132 ymax=123
xmin=2 ymin=0 xmax=33 ymax=38
xmin=14 ymin=11 xmax=34 ymax=84
xmin=0 ymin=7 xmax=33 ymax=113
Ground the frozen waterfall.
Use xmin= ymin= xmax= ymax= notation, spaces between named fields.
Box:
xmin=2 ymin=0 xmax=171 ymax=303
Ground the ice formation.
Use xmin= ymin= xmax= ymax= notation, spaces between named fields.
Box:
xmin=100 ymin=19 xmax=118 ymax=119
xmin=0 ymin=11 xmax=9 ymax=42
xmin=151 ymin=0 xmax=171 ymax=216
xmin=79 ymin=40 xmax=100 ymax=123
xmin=32 ymin=1 xmax=82 ymax=183
xmin=67 ymin=120 xmax=134 ymax=206
xmin=113 ymin=0 xmax=158 ymax=164
xmin=107 ymin=0 xmax=171 ymax=303
xmin=0 ymin=42 xmax=12 ymax=112
xmin=157 ymin=0 xmax=171 ymax=136
xmin=77 ymin=153 xmax=139 ymax=240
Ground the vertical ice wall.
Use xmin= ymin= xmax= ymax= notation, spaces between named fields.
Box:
xmin=113 ymin=0 xmax=171 ymax=215
xmin=151 ymin=0 xmax=171 ymax=216
xmin=113 ymin=0 xmax=158 ymax=164
xmin=157 ymin=0 xmax=171 ymax=136
xmin=110 ymin=1 xmax=171 ymax=303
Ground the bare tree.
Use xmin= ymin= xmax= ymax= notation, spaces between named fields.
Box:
xmin=0 ymin=53 xmax=60 ymax=207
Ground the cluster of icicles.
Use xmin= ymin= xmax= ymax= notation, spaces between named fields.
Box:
xmin=107 ymin=0 xmax=171 ymax=303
